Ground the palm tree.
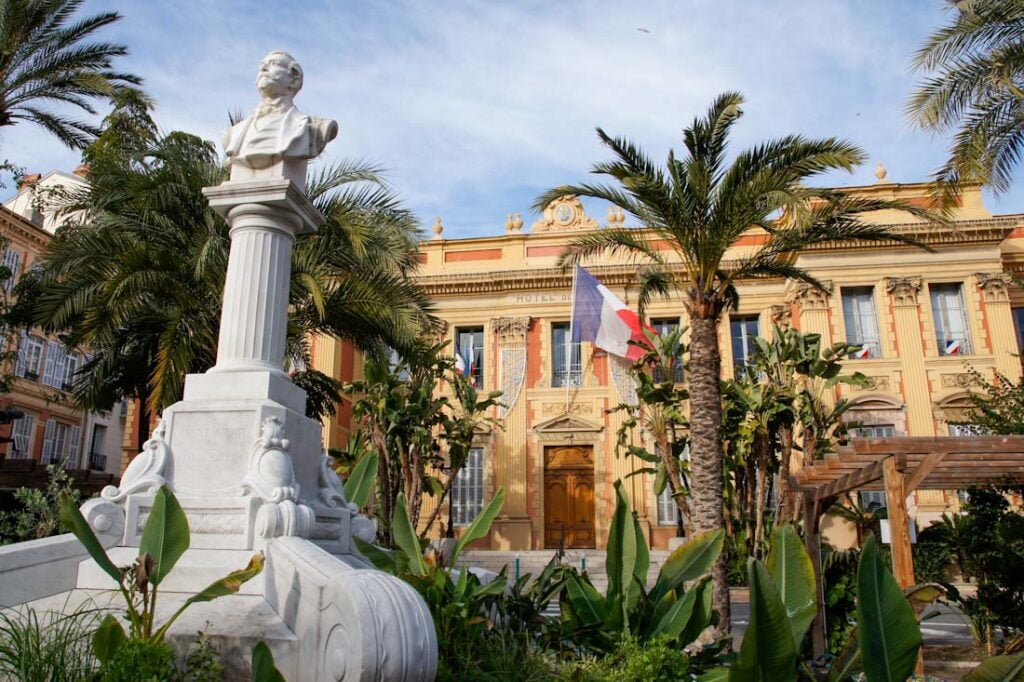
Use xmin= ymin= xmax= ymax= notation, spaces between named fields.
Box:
xmin=23 ymin=97 xmax=431 ymax=451
xmin=0 ymin=0 xmax=141 ymax=149
xmin=908 ymin=0 xmax=1024 ymax=197
xmin=536 ymin=92 xmax=938 ymax=634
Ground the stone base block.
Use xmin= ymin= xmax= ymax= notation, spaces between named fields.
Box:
xmin=491 ymin=518 xmax=533 ymax=550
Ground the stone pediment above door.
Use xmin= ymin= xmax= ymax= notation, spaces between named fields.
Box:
xmin=533 ymin=412 xmax=603 ymax=441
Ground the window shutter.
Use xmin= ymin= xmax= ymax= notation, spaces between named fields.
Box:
xmin=14 ymin=331 xmax=27 ymax=377
xmin=52 ymin=345 xmax=68 ymax=388
xmin=3 ymin=248 xmax=20 ymax=292
xmin=69 ymin=425 xmax=81 ymax=465
xmin=41 ymin=419 xmax=56 ymax=462
xmin=43 ymin=341 xmax=58 ymax=386
xmin=12 ymin=413 xmax=34 ymax=457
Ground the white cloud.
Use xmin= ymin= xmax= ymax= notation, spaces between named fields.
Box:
xmin=2 ymin=0 xmax=1017 ymax=237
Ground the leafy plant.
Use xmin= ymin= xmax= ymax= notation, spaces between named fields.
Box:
xmin=558 ymin=634 xmax=691 ymax=681
xmin=58 ymin=486 xmax=264 ymax=669
xmin=963 ymin=652 xmax=1024 ymax=681
xmin=556 ymin=481 xmax=723 ymax=654
xmin=252 ymin=641 xmax=286 ymax=682
xmin=0 ymin=604 xmax=100 ymax=681
xmin=342 ymin=450 xmax=378 ymax=509
xmin=0 ymin=465 xmax=82 ymax=545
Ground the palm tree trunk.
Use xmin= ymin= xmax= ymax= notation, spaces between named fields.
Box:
xmin=688 ymin=315 xmax=730 ymax=638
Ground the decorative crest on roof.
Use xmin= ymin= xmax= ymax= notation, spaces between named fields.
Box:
xmin=531 ymin=195 xmax=598 ymax=233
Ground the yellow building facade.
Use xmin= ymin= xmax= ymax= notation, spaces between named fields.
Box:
xmin=316 ymin=177 xmax=1024 ymax=551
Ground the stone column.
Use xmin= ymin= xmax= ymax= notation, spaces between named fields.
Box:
xmin=787 ymin=281 xmax=834 ymax=408
xmin=491 ymin=316 xmax=531 ymax=548
xmin=975 ymin=273 xmax=1021 ymax=380
xmin=886 ymin=277 xmax=934 ymax=435
xmin=204 ymin=181 xmax=321 ymax=377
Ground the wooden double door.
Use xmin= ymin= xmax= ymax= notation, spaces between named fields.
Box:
xmin=544 ymin=446 xmax=595 ymax=549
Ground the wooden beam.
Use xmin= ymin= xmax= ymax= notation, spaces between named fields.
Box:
xmin=815 ymin=459 xmax=887 ymax=501
xmin=904 ymin=452 xmax=946 ymax=494
xmin=883 ymin=456 xmax=915 ymax=590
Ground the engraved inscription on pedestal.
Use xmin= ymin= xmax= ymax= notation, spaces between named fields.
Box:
xmin=166 ymin=410 xmax=253 ymax=494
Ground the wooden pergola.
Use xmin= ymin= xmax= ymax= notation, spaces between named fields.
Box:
xmin=788 ymin=436 xmax=1024 ymax=658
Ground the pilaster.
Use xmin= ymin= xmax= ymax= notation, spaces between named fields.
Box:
xmin=491 ymin=316 xmax=531 ymax=548
xmin=885 ymin=277 xmax=935 ymax=435
xmin=975 ymin=272 xmax=1021 ymax=380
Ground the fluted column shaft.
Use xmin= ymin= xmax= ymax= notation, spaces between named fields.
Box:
xmin=211 ymin=203 xmax=302 ymax=375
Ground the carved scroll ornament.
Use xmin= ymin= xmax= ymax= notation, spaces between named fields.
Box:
xmin=975 ymin=272 xmax=1013 ymax=303
xmin=885 ymin=276 xmax=922 ymax=306
xmin=786 ymin=281 xmax=833 ymax=310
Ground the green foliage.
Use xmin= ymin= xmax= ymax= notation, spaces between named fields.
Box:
xmin=342 ymin=451 xmax=378 ymax=508
xmin=558 ymin=635 xmax=691 ymax=682
xmin=964 ymin=652 xmax=1024 ymax=681
xmin=0 ymin=0 xmax=142 ymax=149
xmin=856 ymin=536 xmax=922 ymax=682
xmin=58 ymin=485 xmax=263 ymax=671
xmin=438 ymin=631 xmax=554 ymax=682
xmin=956 ymin=368 xmax=1024 ymax=435
xmin=732 ymin=559 xmax=797 ymax=681
xmin=556 ymin=481 xmax=723 ymax=654
xmin=180 ymin=630 xmax=225 ymax=682
xmin=251 ymin=641 xmax=286 ymax=682
xmin=821 ymin=546 xmax=860 ymax=656
xmin=0 ymin=604 xmax=99 ymax=681
xmin=765 ymin=524 xmax=816 ymax=647
xmin=909 ymin=0 xmax=1024 ymax=196
xmin=0 ymin=465 xmax=82 ymax=544
xmin=101 ymin=638 xmax=176 ymax=682
xmin=343 ymin=345 xmax=502 ymax=543
xmin=912 ymin=542 xmax=953 ymax=584
xmin=929 ymin=488 xmax=1024 ymax=652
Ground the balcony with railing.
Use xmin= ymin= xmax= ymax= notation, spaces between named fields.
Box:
xmin=89 ymin=451 xmax=107 ymax=471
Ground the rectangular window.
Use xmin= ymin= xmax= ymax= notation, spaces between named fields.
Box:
xmin=89 ymin=424 xmax=107 ymax=470
xmin=10 ymin=412 xmax=35 ymax=459
xmin=860 ymin=490 xmax=887 ymax=511
xmin=850 ymin=424 xmax=896 ymax=439
xmin=657 ymin=485 xmax=680 ymax=526
xmin=63 ymin=352 xmax=80 ymax=390
xmin=842 ymin=287 xmax=881 ymax=359
xmin=651 ymin=318 xmax=684 ymax=383
xmin=2 ymin=248 xmax=21 ymax=292
xmin=948 ymin=423 xmax=989 ymax=437
xmin=15 ymin=333 xmax=45 ymax=379
xmin=455 ymin=327 xmax=484 ymax=387
xmin=42 ymin=340 xmax=68 ymax=388
xmin=552 ymin=322 xmax=582 ymax=387
xmin=930 ymin=283 xmax=973 ymax=355
xmin=451 ymin=447 xmax=484 ymax=526
xmin=41 ymin=420 xmax=78 ymax=466
xmin=730 ymin=315 xmax=760 ymax=371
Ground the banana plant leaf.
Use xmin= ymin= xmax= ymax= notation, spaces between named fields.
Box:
xmin=342 ymin=453 xmax=378 ymax=508
xmin=252 ymin=641 xmax=286 ymax=682
xmin=563 ymin=574 xmax=607 ymax=628
xmin=392 ymin=494 xmax=428 ymax=576
xmin=765 ymin=524 xmax=816 ymax=646
xmin=731 ymin=559 xmax=797 ymax=682
xmin=453 ymin=486 xmax=505 ymax=561
xmin=138 ymin=486 xmax=190 ymax=586
xmin=652 ymin=575 xmax=711 ymax=645
xmin=857 ymin=536 xmax=922 ymax=682
xmin=153 ymin=552 xmax=265 ymax=642
xmin=963 ymin=653 xmax=1024 ymax=681
xmin=58 ymin=492 xmax=122 ymax=584
xmin=651 ymin=528 xmax=725 ymax=603
xmin=352 ymin=537 xmax=397 ymax=572
xmin=92 ymin=614 xmax=126 ymax=665
xmin=606 ymin=481 xmax=638 ymax=629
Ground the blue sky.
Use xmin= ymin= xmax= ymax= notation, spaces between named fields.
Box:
xmin=2 ymin=0 xmax=1019 ymax=239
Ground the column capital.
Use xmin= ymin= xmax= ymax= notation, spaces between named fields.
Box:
xmin=770 ymin=304 xmax=793 ymax=330
xmin=785 ymin=280 xmax=832 ymax=310
xmin=203 ymin=178 xmax=323 ymax=235
xmin=885 ymin=276 xmax=923 ymax=307
xmin=492 ymin=316 xmax=530 ymax=345
xmin=974 ymin=271 xmax=1014 ymax=303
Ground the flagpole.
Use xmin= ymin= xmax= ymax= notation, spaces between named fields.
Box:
xmin=565 ymin=265 xmax=578 ymax=414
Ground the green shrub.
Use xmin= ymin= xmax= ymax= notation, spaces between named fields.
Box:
xmin=102 ymin=639 xmax=176 ymax=681
xmin=181 ymin=630 xmax=225 ymax=681
xmin=0 ymin=604 xmax=99 ymax=681
xmin=438 ymin=631 xmax=553 ymax=682
xmin=913 ymin=542 xmax=952 ymax=584
xmin=558 ymin=635 xmax=691 ymax=682
xmin=0 ymin=465 xmax=81 ymax=545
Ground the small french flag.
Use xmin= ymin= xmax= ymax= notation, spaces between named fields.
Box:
xmin=455 ymin=348 xmax=477 ymax=385
xmin=945 ymin=339 xmax=962 ymax=356
xmin=571 ymin=265 xmax=652 ymax=360
xmin=853 ymin=345 xmax=871 ymax=359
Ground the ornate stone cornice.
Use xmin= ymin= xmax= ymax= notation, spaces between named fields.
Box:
xmin=491 ymin=316 xmax=530 ymax=345
xmin=974 ymin=271 xmax=1014 ymax=303
xmin=885 ymin=276 xmax=923 ymax=306
xmin=786 ymin=281 xmax=832 ymax=310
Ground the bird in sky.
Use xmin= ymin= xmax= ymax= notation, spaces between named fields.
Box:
xmin=637 ymin=27 xmax=650 ymax=33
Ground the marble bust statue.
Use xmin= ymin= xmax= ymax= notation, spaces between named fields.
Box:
xmin=222 ymin=50 xmax=338 ymax=189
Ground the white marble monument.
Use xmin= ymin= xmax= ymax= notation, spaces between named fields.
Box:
xmin=0 ymin=51 xmax=437 ymax=681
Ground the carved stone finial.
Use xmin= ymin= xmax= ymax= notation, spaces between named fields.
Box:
xmin=505 ymin=213 xmax=514 ymax=232
xmin=532 ymin=195 xmax=598 ymax=233
xmin=885 ymin=276 xmax=923 ymax=306
xmin=505 ymin=213 xmax=524 ymax=234
xmin=606 ymin=205 xmax=626 ymax=226
xmin=874 ymin=161 xmax=889 ymax=183
xmin=220 ymin=51 xmax=338 ymax=191
xmin=433 ymin=216 xmax=444 ymax=239
xmin=785 ymin=281 xmax=832 ymax=310
xmin=975 ymin=271 xmax=1014 ymax=303
xmin=513 ymin=212 xmax=523 ymax=231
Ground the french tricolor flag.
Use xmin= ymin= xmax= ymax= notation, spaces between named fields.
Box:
xmin=571 ymin=265 xmax=651 ymax=361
